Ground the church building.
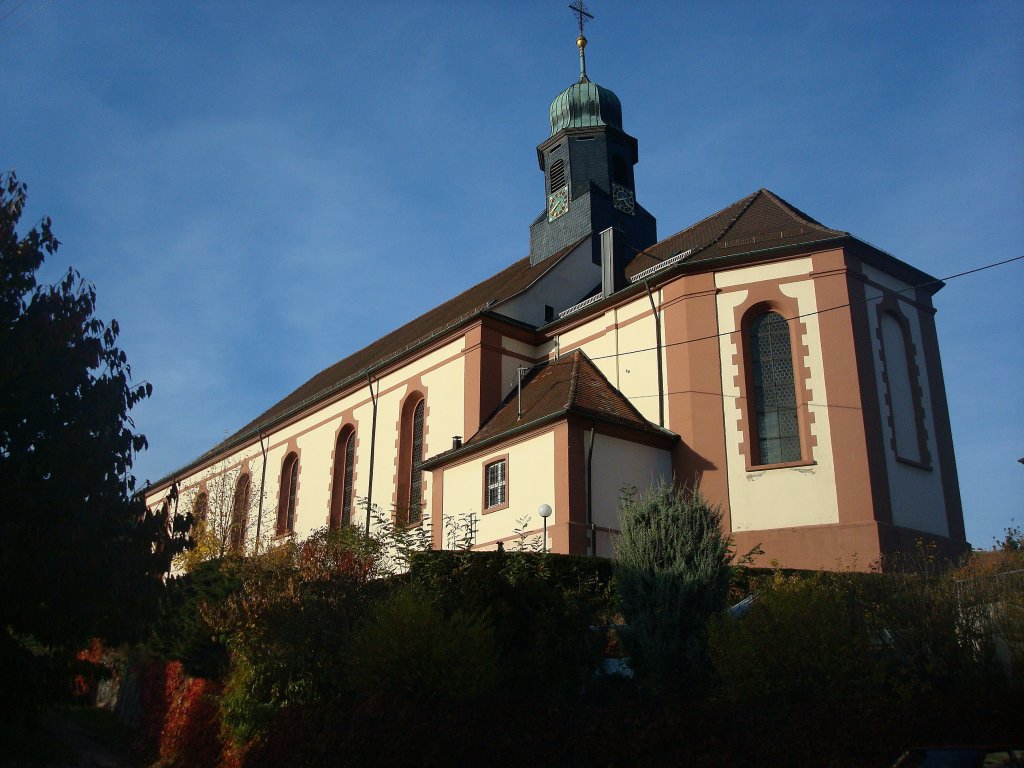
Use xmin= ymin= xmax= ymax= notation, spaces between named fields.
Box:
xmin=146 ymin=25 xmax=967 ymax=571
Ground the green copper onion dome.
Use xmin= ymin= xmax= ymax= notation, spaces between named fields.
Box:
xmin=548 ymin=78 xmax=622 ymax=135
xmin=548 ymin=34 xmax=623 ymax=135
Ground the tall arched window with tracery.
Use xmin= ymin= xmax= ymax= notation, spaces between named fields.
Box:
xmin=277 ymin=452 xmax=299 ymax=535
xmin=330 ymin=427 xmax=357 ymax=528
xmin=396 ymin=394 xmax=426 ymax=526
xmin=749 ymin=311 xmax=801 ymax=465
xmin=229 ymin=473 xmax=250 ymax=552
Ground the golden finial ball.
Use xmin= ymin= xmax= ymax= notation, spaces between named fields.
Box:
xmin=577 ymin=34 xmax=588 ymax=50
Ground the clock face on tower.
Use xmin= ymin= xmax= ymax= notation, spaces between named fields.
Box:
xmin=548 ymin=185 xmax=569 ymax=221
xmin=612 ymin=183 xmax=635 ymax=216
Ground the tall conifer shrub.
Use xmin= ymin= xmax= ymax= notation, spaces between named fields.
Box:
xmin=615 ymin=480 xmax=731 ymax=693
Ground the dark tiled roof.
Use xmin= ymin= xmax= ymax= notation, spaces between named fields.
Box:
xmin=624 ymin=188 xmax=846 ymax=279
xmin=199 ymin=239 xmax=587 ymax=463
xmin=424 ymin=350 xmax=673 ymax=466
xmin=157 ymin=188 xmax=843 ymax=486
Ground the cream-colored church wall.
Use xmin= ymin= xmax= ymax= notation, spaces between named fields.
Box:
xmin=609 ymin=294 xmax=664 ymax=425
xmin=147 ymin=336 xmax=469 ymax=543
xmin=590 ymin=434 xmax=673 ymax=558
xmin=439 ymin=430 xmax=556 ymax=549
xmin=716 ymin=265 xmax=841 ymax=532
xmin=555 ymin=291 xmax=664 ymax=425
xmin=861 ymin=265 xmax=948 ymax=536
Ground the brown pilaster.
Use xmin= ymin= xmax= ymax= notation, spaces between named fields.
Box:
xmin=661 ymin=272 xmax=732 ymax=530
xmin=810 ymin=250 xmax=884 ymax=532
xmin=463 ymin=320 xmax=505 ymax=439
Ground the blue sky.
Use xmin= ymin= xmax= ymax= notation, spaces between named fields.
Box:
xmin=2 ymin=1 xmax=1021 ymax=549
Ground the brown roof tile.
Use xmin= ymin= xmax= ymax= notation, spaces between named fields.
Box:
xmin=199 ymin=239 xmax=588 ymax=464
xmin=624 ymin=188 xmax=846 ymax=279
xmin=159 ymin=189 xmax=843 ymax=485
xmin=423 ymin=350 xmax=672 ymax=465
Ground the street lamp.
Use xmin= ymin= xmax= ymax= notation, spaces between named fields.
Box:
xmin=538 ymin=503 xmax=552 ymax=553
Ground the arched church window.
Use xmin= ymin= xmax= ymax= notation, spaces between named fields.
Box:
xmin=749 ymin=311 xmax=801 ymax=465
xmin=330 ymin=427 xmax=357 ymax=528
xmin=396 ymin=394 xmax=426 ymax=526
xmin=229 ymin=473 xmax=249 ymax=552
xmin=277 ymin=452 xmax=299 ymax=535
xmin=549 ymin=158 xmax=565 ymax=193
xmin=409 ymin=400 xmax=425 ymax=524
xmin=192 ymin=492 xmax=208 ymax=526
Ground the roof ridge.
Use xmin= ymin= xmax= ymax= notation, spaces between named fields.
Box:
xmin=701 ymin=189 xmax=764 ymax=253
xmin=572 ymin=351 xmax=657 ymax=426
xmin=646 ymin=190 xmax=759 ymax=257
xmin=756 ymin=188 xmax=846 ymax=235
xmin=564 ymin=351 xmax=581 ymax=409
xmin=494 ymin=235 xmax=589 ymax=309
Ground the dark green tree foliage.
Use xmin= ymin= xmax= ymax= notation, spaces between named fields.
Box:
xmin=150 ymin=557 xmax=244 ymax=679
xmin=408 ymin=550 xmax=608 ymax=699
xmin=615 ymin=480 xmax=732 ymax=692
xmin=0 ymin=172 xmax=189 ymax=681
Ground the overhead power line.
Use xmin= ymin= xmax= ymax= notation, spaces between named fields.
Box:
xmin=521 ymin=254 xmax=1024 ymax=372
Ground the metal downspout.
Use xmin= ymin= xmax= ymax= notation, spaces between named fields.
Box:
xmin=255 ymin=428 xmax=268 ymax=554
xmin=364 ymin=372 xmax=378 ymax=535
xmin=587 ymin=422 xmax=596 ymax=557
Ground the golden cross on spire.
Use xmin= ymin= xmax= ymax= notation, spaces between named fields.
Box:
xmin=568 ymin=1 xmax=593 ymax=80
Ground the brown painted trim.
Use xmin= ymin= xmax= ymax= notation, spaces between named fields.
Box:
xmin=481 ymin=453 xmax=510 ymax=514
xmin=327 ymin=421 xmax=358 ymax=529
xmin=746 ymin=458 xmax=817 ymax=472
xmin=566 ymin=413 xmax=676 ymax=450
xmin=730 ymin=290 xmax=817 ymax=469
xmin=276 ymin=439 xmax=301 ymax=536
xmin=808 ymin=249 xmax=885 ymax=528
xmin=540 ymin=238 xmax=850 ymax=339
xmin=660 ymin=270 xmax=731 ymax=529
xmin=564 ymin=421 xmax=590 ymax=554
xmin=841 ymin=255 xmax=894 ymax=527
xmin=393 ymin=387 xmax=428 ymax=526
xmin=430 ymin=465 xmax=445 ymax=549
xmin=462 ymin=323 xmax=484 ymax=448
xmin=555 ymin=302 xmax=660 ymax=357
xmin=552 ymin=422 xmax=571 ymax=554
xmin=498 ymin=347 xmax=541 ymax=365
xmin=427 ymin=421 xmax=559 ymax=472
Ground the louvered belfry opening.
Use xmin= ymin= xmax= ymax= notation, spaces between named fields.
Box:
xmin=549 ymin=158 xmax=565 ymax=192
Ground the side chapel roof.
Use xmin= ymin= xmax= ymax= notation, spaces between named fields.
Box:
xmin=423 ymin=349 xmax=675 ymax=468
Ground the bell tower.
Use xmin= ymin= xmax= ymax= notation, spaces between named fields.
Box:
xmin=529 ymin=3 xmax=656 ymax=266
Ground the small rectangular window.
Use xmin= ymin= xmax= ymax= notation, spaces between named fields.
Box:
xmin=485 ymin=459 xmax=507 ymax=510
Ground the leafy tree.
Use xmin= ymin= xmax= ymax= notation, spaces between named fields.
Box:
xmin=0 ymin=172 xmax=189 ymax=714
xmin=614 ymin=480 xmax=732 ymax=693
xmin=174 ymin=459 xmax=271 ymax=573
